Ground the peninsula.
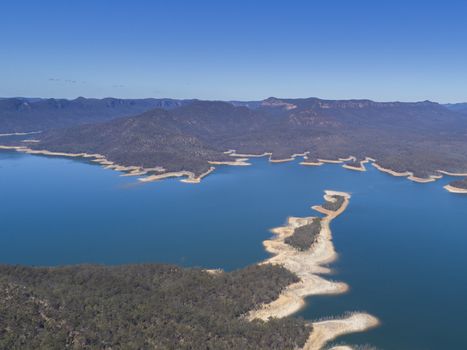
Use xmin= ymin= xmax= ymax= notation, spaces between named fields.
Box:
xmin=0 ymin=191 xmax=377 ymax=350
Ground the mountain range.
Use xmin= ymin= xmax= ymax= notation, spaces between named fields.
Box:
xmin=445 ymin=103 xmax=467 ymax=114
xmin=1 ymin=96 xmax=467 ymax=188
xmin=0 ymin=97 xmax=190 ymax=132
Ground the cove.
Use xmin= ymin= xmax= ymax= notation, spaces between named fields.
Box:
xmin=1 ymin=150 xmax=467 ymax=349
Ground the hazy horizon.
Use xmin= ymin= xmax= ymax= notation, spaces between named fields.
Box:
xmin=1 ymin=95 xmax=466 ymax=105
xmin=2 ymin=0 xmax=467 ymax=103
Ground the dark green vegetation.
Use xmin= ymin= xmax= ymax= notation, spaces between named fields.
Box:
xmin=34 ymin=103 xmax=236 ymax=174
xmin=449 ymin=178 xmax=467 ymax=190
xmin=0 ymin=97 xmax=188 ymax=132
xmin=345 ymin=160 xmax=363 ymax=169
xmin=0 ymin=264 xmax=310 ymax=350
xmin=322 ymin=195 xmax=345 ymax=212
xmin=284 ymin=218 xmax=322 ymax=251
xmin=3 ymin=97 xmax=467 ymax=177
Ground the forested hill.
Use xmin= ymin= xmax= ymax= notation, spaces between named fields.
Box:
xmin=0 ymin=264 xmax=310 ymax=349
xmin=21 ymin=97 xmax=467 ymax=179
xmin=0 ymin=97 xmax=190 ymax=133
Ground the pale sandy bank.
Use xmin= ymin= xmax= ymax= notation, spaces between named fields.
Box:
xmin=0 ymin=144 xmax=218 ymax=184
xmin=372 ymin=162 xmax=412 ymax=177
xmin=269 ymin=152 xmax=308 ymax=163
xmin=341 ymin=157 xmax=373 ymax=172
xmin=248 ymin=190 xmax=379 ymax=349
xmin=269 ymin=157 xmax=295 ymax=163
xmin=225 ymin=149 xmax=309 ymax=164
xmin=300 ymin=161 xmax=324 ymax=166
xmin=317 ymin=158 xmax=344 ymax=164
xmin=338 ymin=156 xmax=357 ymax=162
xmin=407 ymin=175 xmax=439 ymax=183
xmin=300 ymin=155 xmax=358 ymax=167
xmin=229 ymin=151 xmax=272 ymax=158
xmin=303 ymin=313 xmax=380 ymax=350
xmin=444 ymin=184 xmax=467 ymax=194
xmin=372 ymin=162 xmax=439 ymax=183
xmin=270 ymin=152 xmax=311 ymax=164
xmin=437 ymin=170 xmax=467 ymax=177
xmin=342 ymin=164 xmax=366 ymax=172
xmin=5 ymin=146 xmax=154 ymax=177
xmin=5 ymin=143 xmax=464 ymax=192
xmin=139 ymin=167 xmax=215 ymax=184
xmin=181 ymin=167 xmax=215 ymax=183
xmin=0 ymin=131 xmax=42 ymax=137
xmin=208 ymin=158 xmax=251 ymax=166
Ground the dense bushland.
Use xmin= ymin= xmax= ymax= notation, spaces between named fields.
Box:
xmin=0 ymin=263 xmax=310 ymax=350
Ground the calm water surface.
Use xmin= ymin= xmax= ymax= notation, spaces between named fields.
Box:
xmin=1 ymin=151 xmax=466 ymax=349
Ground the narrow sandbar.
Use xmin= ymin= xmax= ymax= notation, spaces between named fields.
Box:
xmin=139 ymin=171 xmax=195 ymax=182
xmin=269 ymin=157 xmax=295 ymax=163
xmin=248 ymin=190 xmax=379 ymax=349
xmin=291 ymin=152 xmax=310 ymax=158
xmin=181 ymin=167 xmax=216 ymax=183
xmin=0 ymin=144 xmax=216 ymax=184
xmin=444 ymin=184 xmax=467 ymax=194
xmin=338 ymin=156 xmax=357 ymax=162
xmin=372 ymin=162 xmax=443 ymax=184
xmin=209 ymin=158 xmax=251 ymax=166
xmin=437 ymin=170 xmax=467 ymax=177
xmin=341 ymin=157 xmax=374 ymax=172
xmin=139 ymin=167 xmax=215 ymax=184
xmin=318 ymin=158 xmax=344 ymax=164
xmin=229 ymin=151 xmax=272 ymax=158
xmin=0 ymin=131 xmax=42 ymax=137
xmin=407 ymin=175 xmax=438 ymax=183
xmin=300 ymin=161 xmax=324 ymax=166
xmin=342 ymin=163 xmax=366 ymax=172
xmin=303 ymin=313 xmax=380 ymax=350
xmin=372 ymin=162 xmax=411 ymax=176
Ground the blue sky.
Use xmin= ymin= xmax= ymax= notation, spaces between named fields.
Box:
xmin=1 ymin=0 xmax=466 ymax=102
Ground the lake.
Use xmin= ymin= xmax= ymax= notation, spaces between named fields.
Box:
xmin=1 ymin=150 xmax=466 ymax=349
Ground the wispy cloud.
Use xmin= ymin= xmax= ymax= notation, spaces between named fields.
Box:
xmin=48 ymin=78 xmax=86 ymax=84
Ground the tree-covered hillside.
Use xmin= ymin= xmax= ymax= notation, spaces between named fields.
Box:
xmin=0 ymin=264 xmax=310 ymax=350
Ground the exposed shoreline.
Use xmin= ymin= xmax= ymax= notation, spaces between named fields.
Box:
xmin=371 ymin=162 xmax=412 ymax=177
xmin=138 ymin=167 xmax=216 ymax=184
xmin=0 ymin=145 xmax=219 ymax=184
xmin=341 ymin=157 xmax=373 ymax=172
xmin=372 ymin=162 xmax=444 ymax=183
xmin=248 ymin=190 xmax=379 ymax=350
xmin=305 ymin=313 xmax=379 ymax=350
xmin=407 ymin=175 xmax=440 ymax=183
xmin=437 ymin=170 xmax=467 ymax=177
xmin=444 ymin=184 xmax=467 ymax=194
xmin=317 ymin=158 xmax=344 ymax=164
xmin=2 ymin=144 xmax=467 ymax=192
xmin=301 ymin=160 xmax=324 ymax=166
xmin=0 ymin=131 xmax=42 ymax=137
xmin=4 ymin=145 xmax=464 ymax=346
xmin=208 ymin=158 xmax=251 ymax=166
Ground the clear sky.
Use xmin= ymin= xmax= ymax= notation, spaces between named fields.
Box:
xmin=1 ymin=0 xmax=466 ymax=102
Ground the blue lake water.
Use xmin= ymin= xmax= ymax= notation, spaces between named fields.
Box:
xmin=1 ymin=150 xmax=467 ymax=349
